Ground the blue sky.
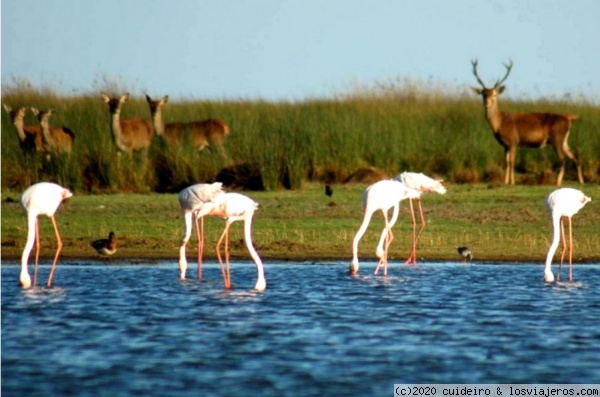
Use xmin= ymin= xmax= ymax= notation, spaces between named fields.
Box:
xmin=2 ymin=0 xmax=599 ymax=102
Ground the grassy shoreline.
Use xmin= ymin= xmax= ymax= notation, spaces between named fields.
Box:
xmin=2 ymin=183 xmax=598 ymax=263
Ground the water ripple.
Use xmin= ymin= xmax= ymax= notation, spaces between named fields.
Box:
xmin=2 ymin=261 xmax=600 ymax=396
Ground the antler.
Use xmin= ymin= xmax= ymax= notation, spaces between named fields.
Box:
xmin=494 ymin=59 xmax=513 ymax=89
xmin=471 ymin=59 xmax=487 ymax=88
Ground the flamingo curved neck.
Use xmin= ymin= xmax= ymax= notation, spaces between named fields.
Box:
xmin=544 ymin=214 xmax=562 ymax=282
xmin=244 ymin=215 xmax=266 ymax=291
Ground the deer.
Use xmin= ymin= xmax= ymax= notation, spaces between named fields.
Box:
xmin=145 ymin=94 xmax=230 ymax=159
xmin=3 ymin=104 xmax=43 ymax=156
xmin=101 ymin=92 xmax=153 ymax=158
xmin=30 ymin=108 xmax=75 ymax=156
xmin=471 ymin=59 xmax=584 ymax=186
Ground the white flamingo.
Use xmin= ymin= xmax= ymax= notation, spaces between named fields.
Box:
xmin=203 ymin=193 xmax=266 ymax=291
xmin=544 ymin=188 xmax=591 ymax=283
xmin=388 ymin=172 xmax=446 ymax=264
xmin=19 ymin=182 xmax=73 ymax=288
xmin=350 ymin=179 xmax=420 ymax=276
xmin=178 ymin=182 xmax=225 ymax=280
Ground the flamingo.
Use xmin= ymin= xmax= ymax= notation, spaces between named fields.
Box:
xmin=178 ymin=182 xmax=225 ymax=280
xmin=350 ymin=179 xmax=420 ymax=276
xmin=200 ymin=192 xmax=266 ymax=291
xmin=391 ymin=172 xmax=446 ymax=264
xmin=91 ymin=231 xmax=117 ymax=257
xmin=544 ymin=188 xmax=591 ymax=283
xmin=19 ymin=182 xmax=73 ymax=288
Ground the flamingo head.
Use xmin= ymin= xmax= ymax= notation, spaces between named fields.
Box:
xmin=544 ymin=269 xmax=555 ymax=283
xmin=20 ymin=270 xmax=32 ymax=289
xmin=254 ymin=277 xmax=266 ymax=292
xmin=349 ymin=260 xmax=359 ymax=275
xmin=178 ymin=257 xmax=188 ymax=280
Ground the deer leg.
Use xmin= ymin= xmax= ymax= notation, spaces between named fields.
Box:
xmin=508 ymin=147 xmax=517 ymax=185
xmin=560 ymin=140 xmax=584 ymax=185
xmin=555 ymin=148 xmax=567 ymax=187
xmin=504 ymin=149 xmax=511 ymax=185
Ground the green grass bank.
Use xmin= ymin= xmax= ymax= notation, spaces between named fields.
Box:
xmin=1 ymin=183 xmax=598 ymax=263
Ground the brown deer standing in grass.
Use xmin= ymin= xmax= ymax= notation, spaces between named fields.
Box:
xmin=3 ymin=104 xmax=43 ymax=156
xmin=471 ymin=60 xmax=584 ymax=186
xmin=30 ymin=108 xmax=75 ymax=156
xmin=145 ymin=94 xmax=230 ymax=160
xmin=101 ymin=92 xmax=153 ymax=158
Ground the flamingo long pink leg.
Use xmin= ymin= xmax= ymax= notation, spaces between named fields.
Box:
xmin=404 ymin=199 xmax=417 ymax=265
xmin=567 ymin=217 xmax=574 ymax=282
xmin=225 ymin=225 xmax=231 ymax=287
xmin=194 ymin=216 xmax=204 ymax=279
xmin=374 ymin=213 xmax=393 ymax=276
xmin=405 ymin=199 xmax=426 ymax=265
xmin=47 ymin=215 xmax=63 ymax=287
xmin=557 ymin=217 xmax=567 ymax=281
xmin=216 ymin=223 xmax=232 ymax=289
xmin=34 ymin=219 xmax=40 ymax=286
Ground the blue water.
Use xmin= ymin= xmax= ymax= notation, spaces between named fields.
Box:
xmin=2 ymin=261 xmax=600 ymax=396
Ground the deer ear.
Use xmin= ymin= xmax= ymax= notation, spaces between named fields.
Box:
xmin=161 ymin=96 xmax=169 ymax=104
xmin=101 ymin=92 xmax=110 ymax=102
xmin=471 ymin=87 xmax=483 ymax=95
xmin=3 ymin=104 xmax=11 ymax=113
xmin=30 ymin=107 xmax=39 ymax=116
xmin=497 ymin=86 xmax=506 ymax=94
xmin=120 ymin=93 xmax=130 ymax=103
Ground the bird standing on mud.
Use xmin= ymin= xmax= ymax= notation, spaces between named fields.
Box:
xmin=91 ymin=231 xmax=117 ymax=257
xmin=457 ymin=247 xmax=473 ymax=264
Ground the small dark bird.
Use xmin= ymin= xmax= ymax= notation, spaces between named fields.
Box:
xmin=91 ymin=231 xmax=117 ymax=257
xmin=325 ymin=184 xmax=333 ymax=197
xmin=457 ymin=246 xmax=472 ymax=264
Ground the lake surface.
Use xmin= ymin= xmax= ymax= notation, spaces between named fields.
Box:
xmin=2 ymin=261 xmax=600 ymax=396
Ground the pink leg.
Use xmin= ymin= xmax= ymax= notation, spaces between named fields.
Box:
xmin=216 ymin=223 xmax=232 ymax=289
xmin=47 ymin=215 xmax=63 ymax=287
xmin=568 ymin=217 xmax=574 ymax=282
xmin=195 ymin=216 xmax=204 ymax=279
xmin=558 ymin=217 xmax=567 ymax=282
xmin=375 ymin=228 xmax=394 ymax=276
xmin=405 ymin=199 xmax=417 ymax=265
xmin=34 ymin=219 xmax=40 ymax=286
xmin=414 ymin=199 xmax=426 ymax=256
xmin=225 ymin=226 xmax=231 ymax=287
xmin=374 ymin=212 xmax=392 ymax=276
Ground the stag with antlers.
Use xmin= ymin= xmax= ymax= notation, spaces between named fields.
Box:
xmin=471 ymin=60 xmax=583 ymax=186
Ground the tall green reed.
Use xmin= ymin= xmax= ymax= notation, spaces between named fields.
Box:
xmin=2 ymin=82 xmax=599 ymax=193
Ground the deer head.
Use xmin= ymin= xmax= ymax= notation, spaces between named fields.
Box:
xmin=101 ymin=92 xmax=130 ymax=115
xmin=471 ymin=59 xmax=513 ymax=109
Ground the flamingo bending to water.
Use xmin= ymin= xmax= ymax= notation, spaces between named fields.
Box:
xmin=390 ymin=172 xmax=446 ymax=265
xmin=544 ymin=188 xmax=591 ymax=282
xmin=351 ymin=179 xmax=420 ymax=276
xmin=178 ymin=182 xmax=225 ymax=280
xmin=202 ymin=193 xmax=266 ymax=291
xmin=19 ymin=182 xmax=73 ymax=288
